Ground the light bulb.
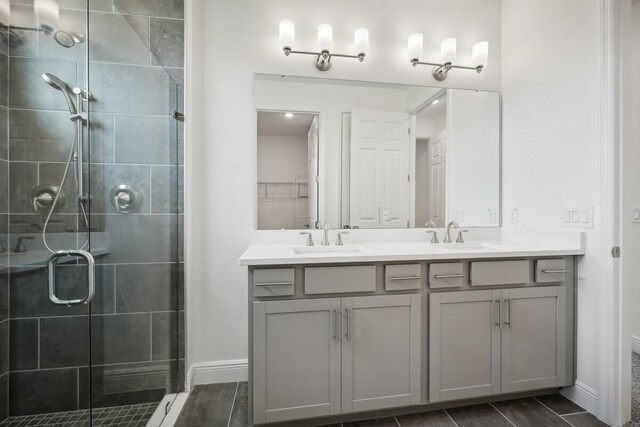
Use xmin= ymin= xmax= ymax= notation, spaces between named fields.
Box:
xmin=279 ymin=20 xmax=295 ymax=51
xmin=441 ymin=38 xmax=457 ymax=64
xmin=472 ymin=41 xmax=489 ymax=69
xmin=284 ymin=113 xmax=294 ymax=119
xmin=317 ymin=24 xmax=333 ymax=53
xmin=354 ymin=28 xmax=369 ymax=57
xmin=408 ymin=33 xmax=423 ymax=62
xmin=34 ymin=0 xmax=59 ymax=35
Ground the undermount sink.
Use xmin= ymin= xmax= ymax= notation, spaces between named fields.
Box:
xmin=293 ymin=244 xmax=365 ymax=255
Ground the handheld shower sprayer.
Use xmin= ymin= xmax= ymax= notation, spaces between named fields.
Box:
xmin=42 ymin=72 xmax=78 ymax=115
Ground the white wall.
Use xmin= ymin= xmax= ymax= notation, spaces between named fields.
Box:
xmin=447 ymin=90 xmax=500 ymax=226
xmin=257 ymin=135 xmax=308 ymax=182
xmin=188 ymin=0 xmax=502 ymax=379
xmin=501 ymin=0 xmax=602 ymax=406
xmin=629 ymin=1 xmax=640 ymax=344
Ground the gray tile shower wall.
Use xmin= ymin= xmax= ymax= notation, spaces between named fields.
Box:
xmin=5 ymin=0 xmax=184 ymax=418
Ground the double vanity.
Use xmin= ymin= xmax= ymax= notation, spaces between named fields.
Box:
xmin=240 ymin=229 xmax=584 ymax=426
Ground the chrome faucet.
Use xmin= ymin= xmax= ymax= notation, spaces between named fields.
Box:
xmin=299 ymin=231 xmax=314 ymax=246
xmin=322 ymin=224 xmax=331 ymax=246
xmin=336 ymin=231 xmax=349 ymax=246
xmin=443 ymin=221 xmax=460 ymax=243
xmin=14 ymin=236 xmax=35 ymax=253
xmin=425 ymin=219 xmax=437 ymax=228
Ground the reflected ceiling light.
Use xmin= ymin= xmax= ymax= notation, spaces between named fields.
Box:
xmin=432 ymin=99 xmax=440 ymax=105
xmin=0 ymin=0 xmax=10 ymax=28
xmin=34 ymin=0 xmax=60 ymax=35
xmin=408 ymin=34 xmax=488 ymax=81
xmin=284 ymin=112 xmax=294 ymax=119
xmin=279 ymin=20 xmax=368 ymax=71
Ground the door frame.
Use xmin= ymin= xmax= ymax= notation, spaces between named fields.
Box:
xmin=598 ymin=0 xmax=630 ymax=425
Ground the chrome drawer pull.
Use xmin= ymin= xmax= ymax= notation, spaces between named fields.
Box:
xmin=433 ymin=274 xmax=465 ymax=279
xmin=255 ymin=281 xmax=292 ymax=286
xmin=389 ymin=276 xmax=421 ymax=281
xmin=541 ymin=269 xmax=570 ymax=274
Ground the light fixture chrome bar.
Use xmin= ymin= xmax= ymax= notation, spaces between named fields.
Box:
xmin=411 ymin=59 xmax=484 ymax=81
xmin=284 ymin=47 xmax=365 ymax=71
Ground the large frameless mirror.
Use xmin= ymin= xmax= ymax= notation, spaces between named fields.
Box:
xmin=254 ymin=74 xmax=500 ymax=230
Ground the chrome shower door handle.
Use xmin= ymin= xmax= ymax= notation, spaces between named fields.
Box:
xmin=48 ymin=250 xmax=95 ymax=305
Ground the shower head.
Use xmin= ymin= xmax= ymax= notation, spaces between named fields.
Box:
xmin=42 ymin=73 xmax=78 ymax=115
xmin=53 ymin=31 xmax=85 ymax=48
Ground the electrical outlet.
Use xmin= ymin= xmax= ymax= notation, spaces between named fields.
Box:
xmin=561 ymin=206 xmax=593 ymax=228
xmin=633 ymin=208 xmax=640 ymax=223
xmin=508 ymin=208 xmax=519 ymax=225
xmin=487 ymin=208 xmax=496 ymax=224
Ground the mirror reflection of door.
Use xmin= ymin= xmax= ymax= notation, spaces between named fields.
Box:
xmin=256 ymin=111 xmax=319 ymax=230
xmin=349 ymin=109 xmax=411 ymax=228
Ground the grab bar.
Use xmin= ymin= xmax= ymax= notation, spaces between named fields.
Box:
xmin=48 ymin=250 xmax=95 ymax=305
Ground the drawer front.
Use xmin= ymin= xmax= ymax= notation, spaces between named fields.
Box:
xmin=253 ymin=268 xmax=295 ymax=297
xmin=305 ymin=266 xmax=376 ymax=295
xmin=385 ymin=264 xmax=422 ymax=291
xmin=535 ymin=259 xmax=569 ymax=283
xmin=470 ymin=260 xmax=530 ymax=286
xmin=429 ymin=263 xmax=465 ymax=288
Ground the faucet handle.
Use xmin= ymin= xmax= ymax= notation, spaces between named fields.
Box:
xmin=425 ymin=230 xmax=439 ymax=244
xmin=299 ymin=232 xmax=315 ymax=247
xmin=336 ymin=231 xmax=350 ymax=246
xmin=456 ymin=230 xmax=469 ymax=243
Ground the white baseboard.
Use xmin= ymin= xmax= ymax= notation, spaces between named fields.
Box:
xmin=187 ymin=359 xmax=248 ymax=390
xmin=560 ymin=380 xmax=598 ymax=415
xmin=632 ymin=335 xmax=640 ymax=354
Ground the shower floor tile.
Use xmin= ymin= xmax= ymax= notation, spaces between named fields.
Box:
xmin=0 ymin=402 xmax=158 ymax=427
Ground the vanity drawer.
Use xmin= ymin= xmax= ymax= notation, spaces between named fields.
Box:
xmin=385 ymin=264 xmax=422 ymax=291
xmin=305 ymin=265 xmax=376 ymax=295
xmin=535 ymin=259 xmax=570 ymax=283
xmin=429 ymin=263 xmax=465 ymax=288
xmin=253 ymin=268 xmax=295 ymax=297
xmin=470 ymin=260 xmax=530 ymax=286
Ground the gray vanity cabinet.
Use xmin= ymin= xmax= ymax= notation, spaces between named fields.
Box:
xmin=501 ymin=286 xmax=566 ymax=393
xmin=429 ymin=286 xmax=567 ymax=403
xmin=252 ymin=299 xmax=342 ymax=424
xmin=429 ymin=290 xmax=502 ymax=402
xmin=341 ymin=294 xmax=422 ymax=413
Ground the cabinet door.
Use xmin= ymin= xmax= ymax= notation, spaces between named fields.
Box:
xmin=429 ymin=290 xmax=501 ymax=402
xmin=341 ymin=294 xmax=421 ymax=413
xmin=501 ymin=286 xmax=566 ymax=393
xmin=253 ymin=299 xmax=341 ymax=424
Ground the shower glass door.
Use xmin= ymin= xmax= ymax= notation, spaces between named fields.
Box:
xmin=1 ymin=0 xmax=184 ymax=425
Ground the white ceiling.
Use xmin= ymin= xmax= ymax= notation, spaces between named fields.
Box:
xmin=418 ymin=97 xmax=447 ymax=119
xmin=257 ymin=111 xmax=316 ymax=137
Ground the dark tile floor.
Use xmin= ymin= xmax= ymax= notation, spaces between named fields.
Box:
xmin=174 ymin=382 xmax=610 ymax=427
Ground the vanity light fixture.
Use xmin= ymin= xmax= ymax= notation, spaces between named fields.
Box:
xmin=279 ymin=20 xmax=369 ymax=71
xmin=408 ymin=34 xmax=488 ymax=81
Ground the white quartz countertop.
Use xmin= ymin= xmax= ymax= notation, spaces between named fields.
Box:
xmin=239 ymin=240 xmax=585 ymax=266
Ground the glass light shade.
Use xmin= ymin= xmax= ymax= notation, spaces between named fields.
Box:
xmin=441 ymin=37 xmax=457 ymax=64
xmin=354 ymin=28 xmax=369 ymax=56
xmin=0 ymin=0 xmax=10 ymax=26
xmin=317 ymin=24 xmax=333 ymax=52
xmin=472 ymin=41 xmax=489 ymax=68
xmin=34 ymin=0 xmax=59 ymax=33
xmin=279 ymin=20 xmax=295 ymax=50
xmin=408 ymin=33 xmax=423 ymax=61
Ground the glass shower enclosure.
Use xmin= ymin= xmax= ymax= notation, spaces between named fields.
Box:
xmin=0 ymin=0 xmax=184 ymax=425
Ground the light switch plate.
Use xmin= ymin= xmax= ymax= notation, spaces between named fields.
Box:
xmin=487 ymin=208 xmax=496 ymax=224
xmin=561 ymin=206 xmax=594 ymax=228
xmin=508 ymin=208 xmax=519 ymax=225
xmin=632 ymin=208 xmax=640 ymax=223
